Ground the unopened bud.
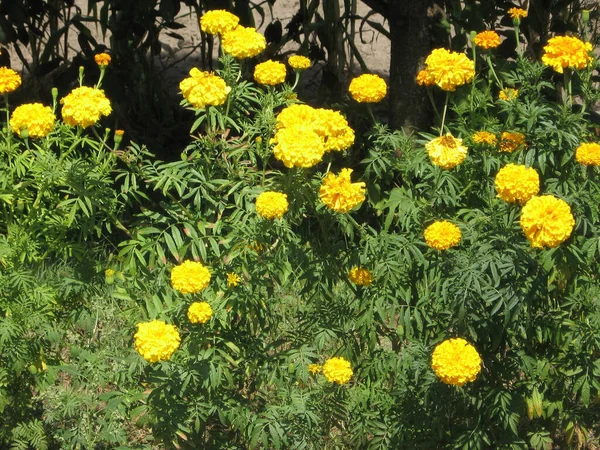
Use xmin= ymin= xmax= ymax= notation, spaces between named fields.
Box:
xmin=582 ymin=10 xmax=590 ymax=24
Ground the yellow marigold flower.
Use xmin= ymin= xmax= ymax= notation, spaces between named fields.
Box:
xmin=10 ymin=103 xmax=55 ymax=138
xmin=426 ymin=134 xmax=468 ymax=169
xmin=348 ymin=267 xmax=373 ymax=286
xmin=222 ymin=25 xmax=266 ymax=59
xmin=288 ymin=55 xmax=311 ymax=70
xmin=276 ymin=104 xmax=318 ymax=129
xmin=60 ymin=86 xmax=112 ymax=128
xmin=105 ymin=268 xmax=115 ymax=277
xmin=499 ymin=131 xmax=526 ymax=153
xmin=416 ymin=69 xmax=436 ymax=86
xmin=273 ymin=124 xmax=325 ymax=168
xmin=133 ymin=320 xmax=181 ymax=363
xmin=473 ymin=30 xmax=501 ymax=50
xmin=254 ymin=60 xmax=287 ymax=86
xmin=319 ymin=168 xmax=366 ymax=213
xmin=508 ymin=7 xmax=528 ymax=20
xmin=171 ymin=260 xmax=211 ymax=294
xmin=0 ymin=67 xmax=22 ymax=94
xmin=424 ymin=220 xmax=461 ymax=251
xmin=200 ymin=10 xmax=239 ymax=35
xmin=308 ymin=364 xmax=322 ymax=374
xmin=575 ymin=142 xmax=600 ymax=166
xmin=472 ymin=131 xmax=497 ymax=145
xmin=115 ymin=129 xmax=125 ymax=136
xmin=187 ymin=301 xmax=213 ymax=324
xmin=180 ymin=68 xmax=231 ymax=109
xmin=313 ymin=109 xmax=355 ymax=152
xmin=94 ymin=53 xmax=111 ymax=66
xmin=520 ymin=195 xmax=575 ymax=249
xmin=424 ymin=48 xmax=475 ymax=91
xmin=499 ymin=88 xmax=519 ymax=101
xmin=248 ymin=241 xmax=263 ymax=253
xmin=322 ymin=356 xmax=353 ymax=384
xmin=227 ymin=272 xmax=241 ymax=287
xmin=431 ymin=338 xmax=482 ymax=386
xmin=542 ymin=36 xmax=593 ymax=73
xmin=495 ymin=164 xmax=540 ymax=204
xmin=256 ymin=191 xmax=289 ymax=219
xmin=348 ymin=74 xmax=387 ymax=103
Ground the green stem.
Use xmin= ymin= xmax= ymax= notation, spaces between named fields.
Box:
xmin=291 ymin=71 xmax=301 ymax=90
xmin=367 ymin=104 xmax=376 ymax=124
xmin=514 ymin=23 xmax=522 ymax=56
xmin=486 ymin=54 xmax=503 ymax=89
xmin=564 ymin=69 xmax=572 ymax=107
xmin=439 ymin=92 xmax=450 ymax=137
xmin=426 ymin=88 xmax=442 ymax=124
xmin=4 ymin=94 xmax=11 ymax=151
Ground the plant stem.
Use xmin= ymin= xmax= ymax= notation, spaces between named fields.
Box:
xmin=4 ymin=94 xmax=11 ymax=151
xmin=440 ymin=92 xmax=450 ymax=137
xmin=486 ymin=54 xmax=503 ymax=89
xmin=426 ymin=89 xmax=442 ymax=124
xmin=563 ymin=69 xmax=572 ymax=107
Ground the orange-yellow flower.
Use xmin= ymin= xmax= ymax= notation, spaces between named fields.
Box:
xmin=542 ymin=36 xmax=593 ymax=73
xmin=319 ymin=169 xmax=366 ymax=213
xmin=473 ymin=31 xmax=501 ymax=50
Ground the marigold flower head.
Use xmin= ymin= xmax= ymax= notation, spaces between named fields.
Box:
xmin=313 ymin=109 xmax=355 ymax=152
xmin=256 ymin=191 xmax=289 ymax=219
xmin=180 ymin=68 xmax=231 ymax=109
xmin=288 ymin=55 xmax=311 ymax=70
xmin=276 ymin=104 xmax=318 ymax=129
xmin=134 ymin=320 xmax=181 ymax=363
xmin=424 ymin=220 xmax=461 ymax=251
xmin=200 ymin=10 xmax=239 ymax=35
xmin=495 ymin=164 xmax=540 ymax=204
xmin=542 ymin=36 xmax=593 ymax=73
xmin=431 ymin=338 xmax=481 ymax=386
xmin=472 ymin=131 xmax=497 ymax=145
xmin=348 ymin=74 xmax=387 ymax=103
xmin=348 ymin=267 xmax=373 ymax=286
xmin=248 ymin=241 xmax=264 ymax=254
xmin=308 ymin=364 xmax=322 ymax=374
xmin=222 ymin=25 xmax=266 ymax=59
xmin=171 ymin=260 xmax=211 ymax=294
xmin=319 ymin=169 xmax=366 ymax=213
xmin=254 ymin=60 xmax=287 ymax=86
xmin=520 ymin=195 xmax=575 ymax=249
xmin=115 ymin=129 xmax=125 ymax=136
xmin=322 ymin=356 xmax=353 ymax=384
xmin=60 ymin=86 xmax=111 ymax=128
xmin=424 ymin=48 xmax=475 ymax=91
xmin=426 ymin=134 xmax=468 ymax=169
xmin=0 ymin=67 xmax=22 ymax=94
xmin=94 ymin=53 xmax=111 ymax=66
xmin=416 ymin=69 xmax=436 ymax=86
xmin=187 ymin=301 xmax=213 ymax=324
xmin=10 ymin=103 xmax=55 ymax=138
xmin=273 ymin=124 xmax=325 ymax=168
xmin=508 ymin=7 xmax=528 ymax=20
xmin=227 ymin=272 xmax=241 ymax=287
xmin=499 ymin=88 xmax=519 ymax=101
xmin=575 ymin=142 xmax=600 ymax=166
xmin=499 ymin=131 xmax=526 ymax=153
xmin=473 ymin=30 xmax=501 ymax=50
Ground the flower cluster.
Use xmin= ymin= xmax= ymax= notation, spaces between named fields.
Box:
xmin=422 ymin=48 xmax=475 ymax=91
xmin=10 ymin=103 xmax=55 ymax=138
xmin=424 ymin=221 xmax=461 ymax=251
xmin=508 ymin=7 xmax=528 ymax=20
xmin=426 ymin=134 xmax=468 ymax=169
xmin=499 ymin=131 xmax=526 ymax=153
xmin=416 ymin=69 xmax=436 ymax=87
xmin=222 ymin=26 xmax=266 ymax=59
xmin=520 ymin=195 xmax=575 ymax=249
xmin=60 ymin=86 xmax=112 ymax=128
xmin=171 ymin=260 xmax=211 ymax=294
xmin=431 ymin=338 xmax=482 ymax=386
xmin=494 ymin=164 xmax=540 ymax=204
xmin=288 ymin=55 xmax=311 ymax=70
xmin=94 ymin=53 xmax=111 ymax=66
xmin=133 ymin=320 xmax=181 ymax=363
xmin=200 ymin=10 xmax=239 ymax=35
xmin=348 ymin=74 xmax=387 ymax=103
xmin=0 ymin=67 xmax=22 ymax=94
xmin=187 ymin=301 xmax=213 ymax=324
xmin=348 ymin=267 xmax=373 ymax=286
xmin=473 ymin=30 xmax=501 ymax=50
xmin=472 ymin=131 xmax=497 ymax=145
xmin=575 ymin=142 xmax=600 ymax=166
xmin=322 ymin=357 xmax=353 ymax=384
xmin=499 ymin=88 xmax=519 ymax=101
xmin=254 ymin=60 xmax=287 ymax=86
xmin=255 ymin=191 xmax=289 ymax=219
xmin=319 ymin=169 xmax=366 ymax=213
xmin=542 ymin=36 xmax=592 ymax=73
xmin=180 ymin=68 xmax=231 ymax=109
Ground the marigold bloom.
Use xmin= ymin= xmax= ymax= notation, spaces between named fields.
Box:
xmin=10 ymin=103 xmax=55 ymax=138
xmin=276 ymin=104 xmax=318 ymax=128
xmin=0 ymin=67 xmax=21 ymax=94
xmin=499 ymin=88 xmax=519 ymax=101
xmin=94 ymin=53 xmax=111 ymax=66
xmin=171 ymin=260 xmax=211 ymax=294
xmin=200 ymin=10 xmax=239 ymax=35
xmin=60 ymin=86 xmax=111 ymax=128
xmin=288 ymin=55 xmax=311 ymax=70
xmin=520 ymin=195 xmax=575 ymax=249
xmin=222 ymin=26 xmax=266 ymax=59
xmin=322 ymin=356 xmax=353 ymax=384
xmin=115 ymin=129 xmax=125 ymax=136
xmin=308 ymin=364 xmax=322 ymax=374
xmin=499 ymin=131 xmax=526 ymax=153
xmin=426 ymin=134 xmax=468 ymax=169
xmin=431 ymin=338 xmax=481 ymax=386
xmin=542 ymin=36 xmax=593 ymax=73
xmin=319 ymin=169 xmax=366 ymax=213
xmin=180 ymin=68 xmax=231 ymax=109
xmin=256 ymin=191 xmax=289 ymax=219
xmin=134 ymin=320 xmax=181 ymax=363
xmin=473 ymin=30 xmax=501 ymax=50
xmin=575 ymin=142 xmax=600 ymax=166
xmin=424 ymin=48 xmax=475 ymax=91
xmin=273 ymin=124 xmax=325 ymax=168
xmin=187 ymin=301 xmax=213 ymax=324
xmin=227 ymin=272 xmax=241 ymax=287
xmin=416 ymin=69 xmax=436 ymax=86
xmin=508 ymin=7 xmax=528 ymax=20
xmin=254 ymin=60 xmax=287 ymax=86
xmin=313 ymin=109 xmax=355 ymax=152
xmin=495 ymin=164 xmax=540 ymax=204
xmin=348 ymin=267 xmax=373 ymax=286
xmin=472 ymin=131 xmax=497 ymax=145
xmin=424 ymin=220 xmax=461 ymax=250
xmin=348 ymin=74 xmax=387 ymax=103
